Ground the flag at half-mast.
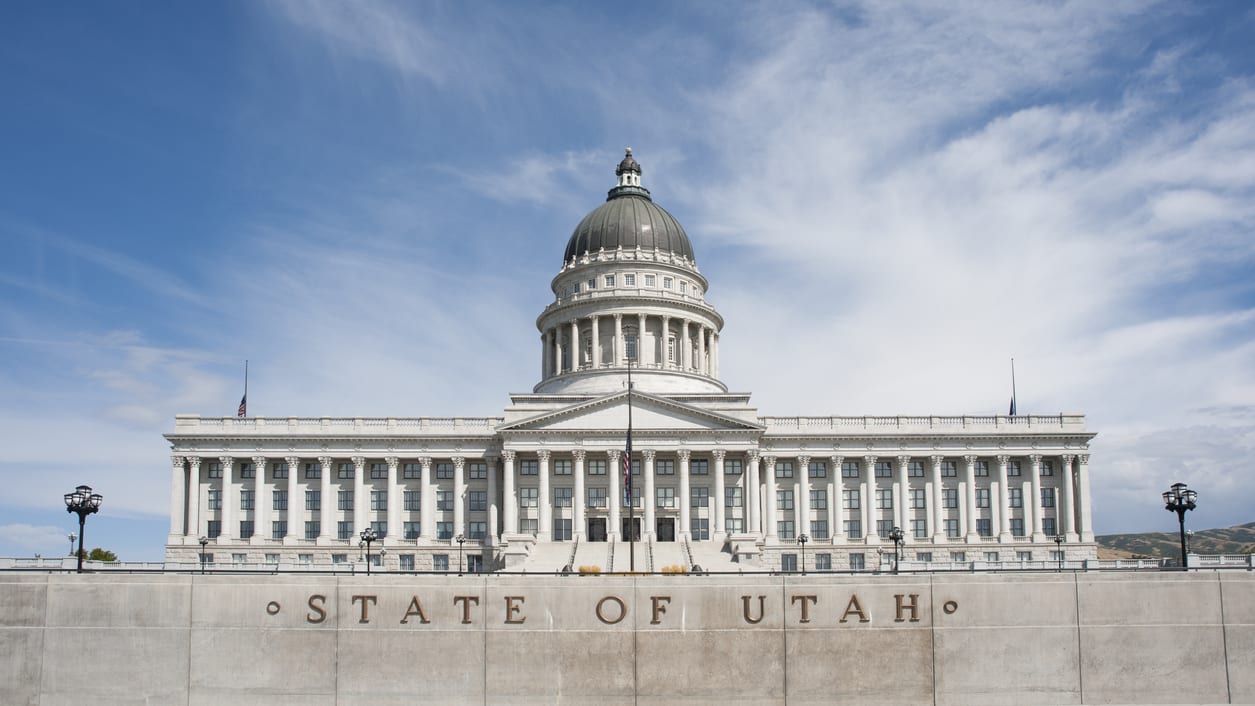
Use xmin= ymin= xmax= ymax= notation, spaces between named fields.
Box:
xmin=237 ymin=393 xmax=247 ymax=417
xmin=623 ymin=433 xmax=632 ymax=506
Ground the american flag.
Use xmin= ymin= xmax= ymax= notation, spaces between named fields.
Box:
xmin=623 ymin=446 xmax=632 ymax=506
xmin=237 ymin=394 xmax=247 ymax=417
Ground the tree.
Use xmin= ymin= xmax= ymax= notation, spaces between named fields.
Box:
xmin=87 ymin=548 xmax=117 ymax=562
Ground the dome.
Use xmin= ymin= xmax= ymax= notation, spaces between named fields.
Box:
xmin=562 ymin=150 xmax=695 ymax=264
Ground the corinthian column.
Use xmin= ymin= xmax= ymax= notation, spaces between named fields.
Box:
xmin=386 ymin=457 xmax=400 ymax=543
xmin=253 ymin=456 xmax=268 ymax=544
xmin=763 ymin=455 xmax=777 ymax=541
xmin=219 ymin=456 xmax=234 ymax=543
xmin=502 ymin=450 xmax=517 ymax=535
xmin=284 ymin=456 xmax=299 ymax=542
xmin=1061 ymin=454 xmax=1077 ymax=542
xmin=607 ymin=450 xmax=621 ymax=540
xmin=712 ymin=449 xmax=726 ymax=541
xmin=538 ymin=450 xmax=552 ymax=541
xmin=746 ymin=451 xmax=761 ymax=536
xmin=453 ymin=456 xmax=466 ymax=539
xmin=318 ymin=456 xmax=333 ymax=542
xmin=1029 ymin=454 xmax=1045 ymax=541
xmin=573 ymin=449 xmax=586 ymax=540
xmin=678 ymin=449 xmax=691 ymax=540
xmin=170 ymin=456 xmax=186 ymax=539
xmin=419 ymin=456 xmax=435 ymax=539
xmin=642 ymin=449 xmax=657 ymax=538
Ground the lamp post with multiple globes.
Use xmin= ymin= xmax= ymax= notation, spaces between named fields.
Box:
xmin=63 ymin=485 xmax=102 ymax=574
xmin=1163 ymin=482 xmax=1198 ymax=569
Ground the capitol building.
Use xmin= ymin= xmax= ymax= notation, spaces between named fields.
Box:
xmin=164 ymin=150 xmax=1097 ymax=572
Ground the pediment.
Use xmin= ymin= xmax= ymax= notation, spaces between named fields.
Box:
xmin=500 ymin=391 xmax=763 ymax=433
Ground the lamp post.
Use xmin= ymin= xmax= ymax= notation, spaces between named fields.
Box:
xmin=796 ymin=533 xmax=809 ymax=574
xmin=888 ymin=526 xmax=905 ymax=574
xmin=1054 ymin=534 xmax=1065 ymax=571
xmin=198 ymin=536 xmax=209 ymax=574
xmin=359 ymin=527 xmax=378 ymax=576
xmin=1163 ymin=482 xmax=1197 ymax=569
xmin=67 ymin=532 xmax=77 ymax=557
xmin=63 ymin=485 xmax=102 ymax=574
xmin=456 ymin=534 xmax=466 ymax=576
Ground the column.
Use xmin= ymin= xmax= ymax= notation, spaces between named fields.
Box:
xmin=188 ymin=457 xmax=202 ymax=538
xmin=253 ymin=456 xmax=268 ymax=543
xmin=637 ymin=313 xmax=647 ymax=364
xmin=895 ymin=455 xmax=910 ymax=538
xmin=352 ymin=456 xmax=366 ymax=534
xmin=746 ymin=451 xmax=761 ymax=535
xmin=989 ymin=461 xmax=1001 ymax=543
xmin=591 ymin=316 xmax=600 ymax=367
xmin=502 ymin=451 xmax=517 ymax=535
xmin=573 ymin=450 xmax=586 ymax=540
xmin=763 ymin=455 xmax=777 ymax=541
xmin=830 ymin=455 xmax=843 ymax=544
xmin=540 ymin=332 xmax=547 ymax=380
xmin=1061 ymin=454 xmax=1077 ymax=541
xmin=861 ymin=456 xmax=876 ymax=544
xmin=996 ymin=455 xmax=1012 ymax=540
xmin=284 ymin=456 xmax=299 ymax=541
xmin=964 ymin=455 xmax=979 ymax=540
xmin=486 ymin=454 xmax=499 ymax=545
xmin=642 ymin=450 xmax=656 ymax=538
xmin=680 ymin=320 xmax=691 ymax=370
xmin=569 ymin=321 xmax=579 ymax=369
xmin=1076 ymin=454 xmax=1093 ymax=541
xmin=712 ymin=333 xmax=719 ymax=378
xmin=698 ymin=326 xmax=707 ymax=375
xmin=419 ymin=456 xmax=435 ymax=539
xmin=712 ymin=450 xmax=726 ymax=540
xmin=318 ymin=456 xmax=333 ymax=541
xmin=1029 ymin=454 xmax=1045 ymax=540
xmin=219 ymin=456 xmax=234 ymax=543
xmin=552 ymin=328 xmax=562 ymax=375
xmin=930 ymin=456 xmax=944 ymax=542
xmin=169 ymin=455 xmax=185 ymax=538
xmin=678 ymin=450 xmax=691 ymax=540
xmin=386 ymin=457 xmax=400 ymax=543
xmin=453 ymin=456 xmax=466 ymax=538
xmin=796 ymin=455 xmax=810 ymax=542
xmin=537 ymin=450 xmax=552 ymax=541
xmin=613 ymin=314 xmax=623 ymax=365
xmin=607 ymin=450 xmax=621 ymax=540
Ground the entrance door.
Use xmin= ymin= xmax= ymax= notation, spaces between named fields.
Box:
xmin=587 ymin=518 xmax=607 ymax=542
xmin=621 ymin=518 xmax=641 ymax=541
xmin=657 ymin=518 xmax=675 ymax=542
xmin=467 ymin=554 xmax=483 ymax=573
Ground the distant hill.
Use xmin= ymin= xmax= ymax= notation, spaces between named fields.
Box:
xmin=1098 ymin=521 xmax=1255 ymax=559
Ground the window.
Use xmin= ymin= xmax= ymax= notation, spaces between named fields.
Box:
xmin=271 ymin=521 xmax=286 ymax=539
xmin=843 ymin=489 xmax=860 ymax=510
xmin=815 ymin=553 xmax=832 ymax=571
xmin=588 ymin=487 xmax=607 ymax=508
xmin=691 ymin=518 xmax=710 ymax=541
xmin=725 ymin=487 xmax=743 ymax=508
xmin=337 ymin=463 xmax=353 ymax=480
xmin=1041 ymin=488 xmax=1055 ymax=508
xmin=272 ymin=462 xmax=288 ymax=480
xmin=554 ymin=487 xmax=573 ymax=508
xmin=1016 ymin=551 xmax=1033 ymax=561
xmin=520 ymin=488 xmax=538 ymax=508
xmin=876 ymin=489 xmax=893 ymax=509
xmin=1009 ymin=461 xmax=1022 ymax=477
xmin=725 ymin=458 xmax=743 ymax=475
xmin=433 ymin=554 xmax=450 ymax=571
xmin=624 ymin=274 xmax=636 ymax=286
xmin=842 ymin=461 xmax=860 ymax=478
xmin=663 ymin=276 xmax=673 ymax=289
xmin=808 ymin=461 xmax=827 ymax=478
xmin=1009 ymin=488 xmax=1023 ymax=508
xmin=656 ymin=460 xmax=675 ymax=475
xmin=623 ymin=487 xmax=641 ymax=508
xmin=519 ymin=519 xmax=538 ymax=536
xmin=370 ymin=462 xmax=387 ymax=480
xmin=942 ymin=460 xmax=958 ymax=477
xmin=604 ymin=274 xmax=616 ymax=288
xmin=656 ymin=487 xmax=675 ymax=508
xmin=1010 ymin=518 xmax=1025 ymax=537
xmin=304 ymin=521 xmax=319 ymax=539
xmin=207 ymin=462 xmax=222 ymax=479
xmin=954 ymin=551 xmax=970 ymax=562
xmin=207 ymin=489 xmax=221 ymax=510
xmin=1040 ymin=460 xmax=1054 ymax=476
xmin=265 ymin=553 xmax=279 ymax=564
xmin=587 ymin=278 xmax=596 ymax=290
xmin=982 ymin=551 xmax=997 ymax=562
xmin=436 ymin=463 xmax=454 ymax=479
xmin=469 ymin=462 xmax=487 ymax=480
xmin=231 ymin=553 xmax=247 ymax=564
xmin=977 ymin=518 xmax=992 ymax=537
xmin=942 ymin=489 xmax=958 ymax=509
xmin=437 ymin=522 xmax=453 ymax=540
xmin=436 ymin=491 xmax=453 ymax=511
xmin=726 ymin=518 xmax=744 ymax=533
xmin=1043 ymin=518 xmax=1057 ymax=536
xmin=273 ymin=490 xmax=288 ymax=511
xmin=371 ymin=521 xmax=386 ymax=537
xmin=976 ymin=488 xmax=990 ymax=508
xmin=875 ymin=461 xmax=892 ymax=478
xmin=667 ymin=336 xmax=676 ymax=362
xmin=239 ymin=462 xmax=255 ymax=479
xmin=469 ymin=491 xmax=487 ymax=511
xmin=679 ymin=280 xmax=688 ymax=294
xmin=520 ymin=460 xmax=539 ymax=476
xmin=338 ymin=490 xmax=353 ymax=511
xmin=775 ymin=461 xmax=793 ymax=478
xmin=299 ymin=553 xmax=313 ymax=565
xmin=691 ymin=487 xmax=709 ymax=507
xmin=626 ymin=335 xmax=638 ymax=361
xmin=239 ymin=521 xmax=253 ymax=538
xmin=778 ymin=520 xmax=795 ymax=540
xmin=877 ymin=520 xmax=894 ymax=538
xmin=403 ymin=522 xmax=420 ymax=539
xmin=371 ymin=490 xmax=387 ymax=511
xmin=691 ymin=459 xmax=709 ymax=475
xmin=553 ymin=519 xmax=572 ymax=541
xmin=810 ymin=489 xmax=827 ymax=510
xmin=911 ymin=519 xmax=927 ymax=538
xmin=240 ymin=490 xmax=254 ymax=511
xmin=304 ymin=462 xmax=321 ymax=479
xmin=944 ymin=519 xmax=960 ymax=538
xmin=917 ymin=552 xmax=933 ymax=563
xmin=403 ymin=491 xmax=421 ymax=511
xmin=403 ymin=463 xmax=421 ymax=479
xmin=811 ymin=519 xmax=829 ymax=539
xmin=337 ymin=521 xmax=353 ymax=540
xmin=588 ymin=459 xmax=606 ymax=475
xmin=554 ymin=460 xmax=572 ymax=476
xmin=975 ymin=460 xmax=990 ymax=477
xmin=1050 ymin=550 xmax=1064 ymax=563
xmin=572 ymin=282 xmax=580 ymax=294
xmin=777 ymin=489 xmax=794 ymax=510
xmin=399 ymin=554 xmax=415 ymax=571
xmin=904 ymin=460 xmax=923 ymax=478
xmin=844 ymin=520 xmax=862 ymax=539
xmin=849 ymin=553 xmax=866 ymax=571
xmin=910 ymin=488 xmax=926 ymax=509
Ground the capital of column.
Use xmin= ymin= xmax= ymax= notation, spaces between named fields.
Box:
xmin=572 ymin=449 xmax=586 ymax=462
xmin=606 ymin=449 xmax=621 ymax=462
xmin=711 ymin=449 xmax=726 ymax=461
xmin=453 ymin=456 xmax=465 ymax=470
xmin=641 ymin=449 xmax=656 ymax=461
xmin=830 ymin=454 xmax=844 ymax=466
xmin=676 ymin=449 xmax=691 ymax=462
xmin=418 ymin=456 xmax=432 ymax=469
xmin=386 ymin=456 xmax=399 ymax=470
xmin=218 ymin=455 xmax=233 ymax=467
xmin=762 ymin=455 xmax=776 ymax=466
xmin=996 ymin=455 xmax=1010 ymax=465
xmin=171 ymin=455 xmax=185 ymax=469
xmin=284 ymin=456 xmax=299 ymax=467
xmin=351 ymin=456 xmax=366 ymax=473
xmin=614 ymin=313 xmax=622 ymax=322
xmin=963 ymin=455 xmax=977 ymax=466
xmin=537 ymin=449 xmax=551 ymax=461
xmin=1078 ymin=454 xmax=1089 ymax=464
xmin=863 ymin=455 xmax=877 ymax=466
xmin=797 ymin=455 xmax=810 ymax=466
xmin=502 ymin=449 xmax=516 ymax=462
xmin=1061 ymin=454 xmax=1075 ymax=465
xmin=318 ymin=456 xmax=332 ymax=469
xmin=929 ymin=455 xmax=943 ymax=466
xmin=896 ymin=455 xmax=911 ymax=465
xmin=189 ymin=456 xmax=202 ymax=471
xmin=252 ymin=456 xmax=267 ymax=468
xmin=747 ymin=449 xmax=760 ymax=462
xmin=1028 ymin=454 xmax=1043 ymax=464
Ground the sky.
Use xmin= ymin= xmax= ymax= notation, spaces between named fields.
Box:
xmin=1 ymin=1 xmax=1253 ymax=561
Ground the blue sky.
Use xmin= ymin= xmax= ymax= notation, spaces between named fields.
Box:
xmin=2 ymin=1 xmax=1254 ymax=561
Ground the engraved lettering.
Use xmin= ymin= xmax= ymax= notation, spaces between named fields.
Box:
xmin=351 ymin=595 xmax=377 ymax=624
xmin=454 ymin=595 xmax=480 ymax=624
xmin=791 ymin=594 xmax=818 ymax=623
xmin=596 ymin=595 xmax=626 ymax=624
xmin=401 ymin=596 xmax=431 ymax=624
xmin=894 ymin=593 xmax=921 ymax=623
xmin=650 ymin=596 xmax=671 ymax=625
xmin=840 ymin=594 xmax=869 ymax=623
xmin=306 ymin=594 xmax=327 ymax=624
xmin=504 ymin=596 xmax=526 ymax=624
xmin=741 ymin=595 xmax=766 ymax=624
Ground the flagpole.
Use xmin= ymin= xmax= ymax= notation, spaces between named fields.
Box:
xmin=627 ymin=358 xmax=634 ymax=573
xmin=1009 ymin=357 xmax=1017 ymax=416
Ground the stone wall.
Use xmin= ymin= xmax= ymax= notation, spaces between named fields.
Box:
xmin=1 ymin=571 xmax=1250 ymax=704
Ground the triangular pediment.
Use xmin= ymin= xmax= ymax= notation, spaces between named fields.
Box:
xmin=500 ymin=391 xmax=763 ymax=433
